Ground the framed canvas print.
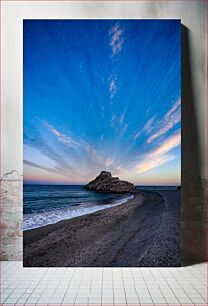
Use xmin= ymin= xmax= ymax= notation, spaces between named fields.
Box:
xmin=23 ymin=19 xmax=181 ymax=267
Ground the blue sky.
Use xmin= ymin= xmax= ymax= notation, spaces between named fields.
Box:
xmin=24 ymin=20 xmax=181 ymax=185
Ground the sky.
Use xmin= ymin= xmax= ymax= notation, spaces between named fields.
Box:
xmin=23 ymin=20 xmax=181 ymax=185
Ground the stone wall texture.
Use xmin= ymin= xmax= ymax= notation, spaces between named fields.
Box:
xmin=0 ymin=171 xmax=23 ymax=260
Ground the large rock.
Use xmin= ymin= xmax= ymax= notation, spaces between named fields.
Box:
xmin=83 ymin=171 xmax=136 ymax=193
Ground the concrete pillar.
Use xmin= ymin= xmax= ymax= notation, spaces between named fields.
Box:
xmin=181 ymin=21 xmax=208 ymax=263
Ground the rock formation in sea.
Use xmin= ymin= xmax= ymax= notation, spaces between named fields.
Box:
xmin=83 ymin=171 xmax=136 ymax=193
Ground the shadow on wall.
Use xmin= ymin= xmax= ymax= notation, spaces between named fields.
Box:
xmin=181 ymin=25 xmax=207 ymax=265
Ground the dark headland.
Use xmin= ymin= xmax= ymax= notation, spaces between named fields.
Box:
xmin=83 ymin=170 xmax=136 ymax=193
xmin=23 ymin=172 xmax=180 ymax=267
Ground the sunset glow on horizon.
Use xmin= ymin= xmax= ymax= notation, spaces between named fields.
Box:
xmin=24 ymin=20 xmax=181 ymax=186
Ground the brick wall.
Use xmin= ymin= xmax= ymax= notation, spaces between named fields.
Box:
xmin=0 ymin=171 xmax=23 ymax=260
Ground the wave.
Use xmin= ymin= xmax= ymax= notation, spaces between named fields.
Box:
xmin=23 ymin=194 xmax=134 ymax=231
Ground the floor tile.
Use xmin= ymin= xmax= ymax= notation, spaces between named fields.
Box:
xmin=0 ymin=261 xmax=207 ymax=306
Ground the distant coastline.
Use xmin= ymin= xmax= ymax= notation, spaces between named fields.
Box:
xmin=24 ymin=183 xmax=180 ymax=187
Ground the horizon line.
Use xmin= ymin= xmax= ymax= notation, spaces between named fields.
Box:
xmin=23 ymin=182 xmax=181 ymax=186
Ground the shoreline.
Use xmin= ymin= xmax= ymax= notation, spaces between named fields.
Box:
xmin=23 ymin=193 xmax=135 ymax=231
xmin=23 ymin=192 xmax=141 ymax=237
xmin=23 ymin=190 xmax=180 ymax=267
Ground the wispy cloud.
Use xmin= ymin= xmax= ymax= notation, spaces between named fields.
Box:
xmin=119 ymin=112 xmax=125 ymax=125
xmin=132 ymin=115 xmax=157 ymax=140
xmin=24 ymin=159 xmax=54 ymax=173
xmin=110 ymin=114 xmax=116 ymax=128
xmin=44 ymin=122 xmax=79 ymax=147
xmin=84 ymin=143 xmax=104 ymax=165
xmin=151 ymin=131 xmax=181 ymax=156
xmin=134 ymin=131 xmax=181 ymax=174
xmin=108 ymin=73 xmax=118 ymax=100
xmin=23 ymin=159 xmax=71 ymax=177
xmin=136 ymin=155 xmax=175 ymax=174
xmin=146 ymin=98 xmax=181 ymax=143
xmin=45 ymin=124 xmax=103 ymax=168
xmin=110 ymin=112 xmax=128 ymax=138
xmin=24 ymin=121 xmax=180 ymax=182
xmin=110 ymin=111 xmax=126 ymax=128
xmin=24 ymin=20 xmax=181 ymax=185
xmin=109 ymin=23 xmax=124 ymax=56
xmin=24 ymin=124 xmax=85 ymax=178
xmin=84 ymin=144 xmax=115 ymax=171
xmin=105 ymin=158 xmax=113 ymax=167
xmin=132 ymin=98 xmax=180 ymax=143
xmin=25 ymin=121 xmax=115 ymax=179
xmin=108 ymin=23 xmax=124 ymax=102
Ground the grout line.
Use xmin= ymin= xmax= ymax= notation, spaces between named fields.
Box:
xmin=0 ymin=262 xmax=207 ymax=306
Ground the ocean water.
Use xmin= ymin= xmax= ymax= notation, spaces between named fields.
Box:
xmin=137 ymin=185 xmax=178 ymax=190
xmin=23 ymin=185 xmax=134 ymax=231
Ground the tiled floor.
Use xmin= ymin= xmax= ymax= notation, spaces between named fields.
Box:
xmin=0 ymin=261 xmax=207 ymax=305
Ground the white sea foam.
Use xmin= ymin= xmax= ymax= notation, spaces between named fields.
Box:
xmin=23 ymin=194 xmax=134 ymax=231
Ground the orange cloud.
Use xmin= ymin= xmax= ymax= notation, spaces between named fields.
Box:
xmin=109 ymin=23 xmax=124 ymax=56
xmin=147 ymin=97 xmax=181 ymax=143
xmin=44 ymin=122 xmax=79 ymax=147
xmin=134 ymin=131 xmax=181 ymax=174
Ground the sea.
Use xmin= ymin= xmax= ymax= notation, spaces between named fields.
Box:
xmin=23 ymin=184 xmax=178 ymax=231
